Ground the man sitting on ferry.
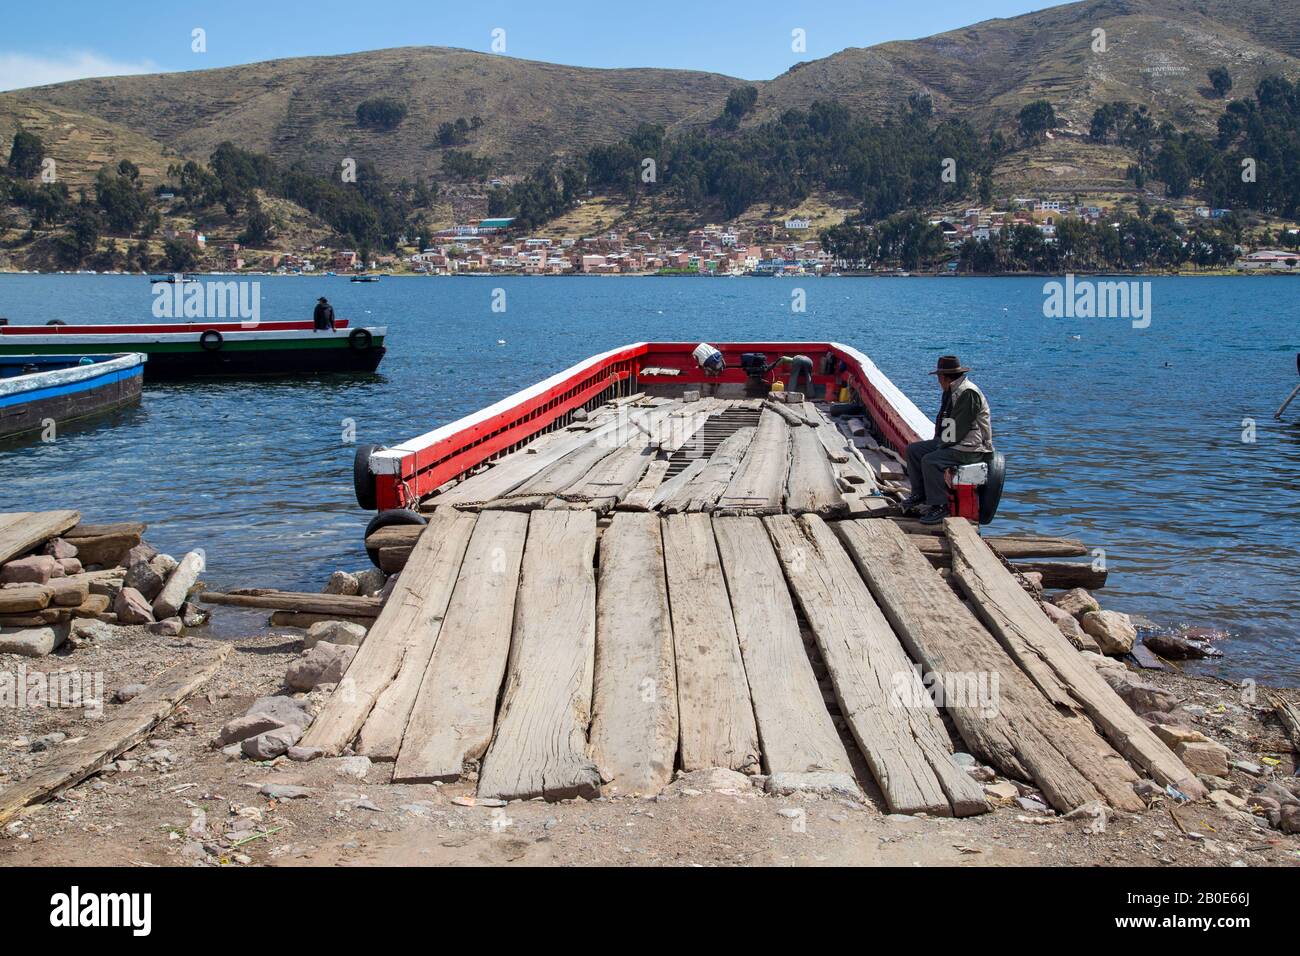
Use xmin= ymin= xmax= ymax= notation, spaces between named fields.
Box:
xmin=898 ymin=354 xmax=994 ymax=525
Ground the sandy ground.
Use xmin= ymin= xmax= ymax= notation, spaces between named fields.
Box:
xmin=2 ymin=623 xmax=1299 ymax=869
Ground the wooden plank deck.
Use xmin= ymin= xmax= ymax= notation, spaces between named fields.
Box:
xmin=304 ymin=397 xmax=1187 ymax=816
xmin=477 ymin=510 xmax=602 ymax=801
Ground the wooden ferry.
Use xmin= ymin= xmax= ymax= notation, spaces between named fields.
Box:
xmin=209 ymin=341 xmax=1205 ymax=817
xmin=0 ymin=352 xmax=145 ymax=440
xmin=0 ymin=319 xmax=386 ymax=379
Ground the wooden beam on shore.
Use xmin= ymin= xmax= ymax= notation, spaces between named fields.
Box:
xmin=0 ymin=510 xmax=81 ymax=565
xmin=298 ymin=508 xmax=477 ymax=755
xmin=766 ymin=514 xmax=986 ymax=816
xmin=714 ymin=408 xmax=791 ymax=516
xmin=833 ymin=518 xmax=1144 ymax=814
xmin=478 ymin=510 xmax=602 ymax=801
xmin=200 ymin=589 xmax=384 ymax=618
xmin=909 ymin=533 xmax=1089 ymax=559
xmin=661 ymin=513 xmax=760 ymax=773
xmin=391 ymin=511 xmax=528 ymax=782
xmin=588 ymin=513 xmax=679 ymax=794
xmin=944 ymin=518 xmax=1206 ymax=800
xmin=715 ymin=516 xmax=860 ymax=796
xmin=1267 ymin=691 xmax=1300 ymax=756
xmin=1012 ymin=560 xmax=1107 ymax=590
xmin=0 ymin=645 xmax=229 ymax=826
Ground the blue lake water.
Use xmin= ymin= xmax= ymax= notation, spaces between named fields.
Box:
xmin=1 ymin=273 xmax=1297 ymax=683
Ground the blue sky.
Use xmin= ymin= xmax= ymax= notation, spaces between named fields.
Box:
xmin=0 ymin=0 xmax=1059 ymax=90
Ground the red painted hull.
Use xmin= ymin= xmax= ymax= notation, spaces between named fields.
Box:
xmin=368 ymin=342 xmax=937 ymax=513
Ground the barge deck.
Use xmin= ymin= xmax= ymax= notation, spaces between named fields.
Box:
xmin=293 ymin=344 xmax=1207 ymax=815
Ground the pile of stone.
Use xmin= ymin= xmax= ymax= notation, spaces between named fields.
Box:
xmin=1041 ymin=587 xmax=1136 ymax=656
xmin=0 ymin=518 xmax=210 ymax=658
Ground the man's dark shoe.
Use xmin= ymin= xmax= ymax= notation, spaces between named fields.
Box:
xmin=918 ymin=504 xmax=949 ymax=526
xmin=897 ymin=493 xmax=924 ymax=516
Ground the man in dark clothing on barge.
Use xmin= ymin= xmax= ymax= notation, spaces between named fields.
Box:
xmin=313 ymin=297 xmax=336 ymax=331
xmin=898 ymin=354 xmax=995 ymax=525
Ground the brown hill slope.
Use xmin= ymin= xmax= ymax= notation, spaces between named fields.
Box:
xmin=3 ymin=47 xmax=739 ymax=183
xmin=752 ymin=0 xmax=1300 ymax=135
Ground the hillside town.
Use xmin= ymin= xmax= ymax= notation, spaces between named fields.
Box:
xmin=245 ymin=198 xmax=1298 ymax=277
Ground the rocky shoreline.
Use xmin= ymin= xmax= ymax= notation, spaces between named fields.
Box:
xmin=1 ymin=516 xmax=1298 ymax=867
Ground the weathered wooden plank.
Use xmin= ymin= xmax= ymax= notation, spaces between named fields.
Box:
xmin=765 ymin=515 xmax=986 ymax=816
xmin=660 ymin=426 xmax=756 ymax=513
xmin=1012 ymin=560 xmax=1107 ymax=590
xmin=200 ymin=590 xmax=383 ymax=618
xmin=0 ymin=510 xmax=81 ymax=565
xmin=661 ymin=513 xmax=760 ymax=772
xmin=0 ymin=646 xmax=229 ymax=825
xmin=391 ymin=511 xmax=529 ymax=782
xmin=1268 ymin=691 xmax=1300 ymax=756
xmin=833 ymin=519 xmax=1144 ymax=813
xmin=647 ymin=458 xmax=706 ymax=511
xmin=588 ymin=513 xmax=678 ymax=793
xmin=478 ymin=510 xmax=601 ymax=801
xmin=785 ymin=423 xmax=848 ymax=517
xmin=64 ymin=520 xmax=145 ymax=539
xmin=910 ymin=533 xmax=1089 ymax=559
xmin=298 ymin=509 xmax=477 ymax=754
xmin=763 ymin=399 xmax=807 ymax=427
xmin=548 ymin=442 xmax=655 ymax=513
xmin=714 ymin=409 xmax=791 ymax=516
xmin=487 ymin=404 xmax=679 ymax=511
xmin=714 ymin=517 xmax=859 ymax=794
xmin=945 ymin=518 xmax=1206 ymax=799
xmin=802 ymin=403 xmax=850 ymax=462
xmin=433 ymin=410 xmax=619 ymax=507
xmin=617 ymin=458 xmax=672 ymax=511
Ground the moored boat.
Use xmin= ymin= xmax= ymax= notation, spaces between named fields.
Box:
xmin=0 ymin=352 xmax=145 ymax=440
xmin=0 ymin=320 xmax=387 ymax=379
xmin=353 ymin=341 xmax=1002 ymax=524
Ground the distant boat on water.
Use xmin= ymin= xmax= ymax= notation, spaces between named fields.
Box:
xmin=351 ymin=274 xmax=382 ymax=283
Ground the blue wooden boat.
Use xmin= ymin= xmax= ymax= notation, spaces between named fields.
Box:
xmin=0 ymin=353 xmax=146 ymax=441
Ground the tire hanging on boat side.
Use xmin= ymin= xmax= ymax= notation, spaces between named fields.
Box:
xmin=200 ymin=329 xmax=223 ymax=351
xmin=979 ymin=450 xmax=1006 ymax=525
xmin=348 ymin=328 xmax=372 ymax=351
xmin=364 ymin=508 xmax=427 ymax=568
xmin=353 ymin=444 xmax=381 ymax=510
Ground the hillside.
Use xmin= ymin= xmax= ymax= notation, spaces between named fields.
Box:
xmin=2 ymin=0 xmax=1296 ymax=192
xmin=2 ymin=47 xmax=739 ymax=184
xmin=751 ymin=0 xmax=1300 ymax=136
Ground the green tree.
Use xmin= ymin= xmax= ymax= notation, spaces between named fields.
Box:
xmin=1208 ymin=67 xmax=1232 ymax=98
xmin=7 ymin=129 xmax=45 ymax=179
xmin=1017 ymin=101 xmax=1057 ymax=143
xmin=355 ymin=98 xmax=407 ymax=130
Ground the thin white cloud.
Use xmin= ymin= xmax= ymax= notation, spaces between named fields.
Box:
xmin=0 ymin=51 xmax=158 ymax=92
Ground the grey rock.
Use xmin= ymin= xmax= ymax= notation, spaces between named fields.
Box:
xmin=764 ymin=771 xmax=861 ymax=798
xmin=664 ymin=767 xmax=753 ymax=793
xmin=123 ymin=543 xmax=158 ymax=568
xmin=287 ymin=746 xmax=323 ymax=762
xmin=179 ymin=602 xmax=209 ymax=628
xmin=353 ymin=568 xmax=387 ymax=596
xmin=333 ymin=755 xmax=372 ymax=779
xmin=147 ymin=616 xmax=185 ymax=636
xmin=112 ymin=683 xmax=147 ymax=704
xmin=122 ymin=561 xmax=165 ymax=602
xmin=304 ymin=619 xmax=367 ymax=649
xmin=1279 ymin=804 xmax=1300 ymax=834
xmin=43 ymin=538 xmax=79 ymax=560
xmin=323 ymin=571 xmax=360 ymax=596
xmin=0 ymin=625 xmax=68 ymax=657
xmin=1106 ymin=674 xmax=1178 ymax=714
xmin=149 ymin=553 xmax=179 ymax=577
xmin=246 ymin=695 xmax=313 ymax=729
xmin=1081 ymin=610 xmax=1137 ymax=656
xmin=1052 ymin=587 xmax=1100 ymax=619
xmin=260 ymin=783 xmax=312 ymax=800
xmin=241 ymin=725 xmax=301 ymax=760
xmin=1255 ymin=782 xmax=1299 ymax=807
xmin=69 ymin=618 xmax=122 ymax=644
xmin=213 ymin=713 xmax=287 ymax=747
xmin=285 ymin=641 xmax=356 ymax=691
xmin=1144 ymin=632 xmax=1221 ymax=660
xmin=30 ymin=732 xmax=67 ymax=752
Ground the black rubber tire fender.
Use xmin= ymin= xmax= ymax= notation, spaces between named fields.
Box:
xmin=348 ymin=327 xmax=373 ymax=351
xmin=978 ymin=450 xmax=1006 ymax=525
xmin=363 ymin=508 xmax=427 ymax=568
xmin=353 ymin=444 xmax=381 ymax=510
xmin=200 ymin=329 xmax=223 ymax=351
